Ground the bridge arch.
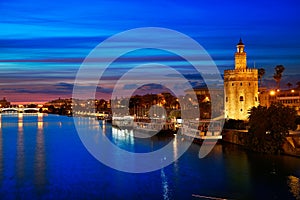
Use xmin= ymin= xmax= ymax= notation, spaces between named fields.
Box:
xmin=1 ymin=108 xmax=19 ymax=113
xmin=23 ymin=108 xmax=40 ymax=113
xmin=0 ymin=108 xmax=40 ymax=113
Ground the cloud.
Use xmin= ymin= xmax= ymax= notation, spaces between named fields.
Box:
xmin=1 ymin=82 xmax=73 ymax=95
xmin=121 ymin=83 xmax=171 ymax=96
xmin=123 ymin=84 xmax=138 ymax=90
xmin=54 ymin=82 xmax=74 ymax=91
xmin=0 ymin=36 xmax=103 ymax=49
xmin=96 ymin=86 xmax=113 ymax=94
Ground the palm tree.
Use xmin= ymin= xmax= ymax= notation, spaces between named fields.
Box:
xmin=296 ymin=81 xmax=300 ymax=89
xmin=258 ymin=68 xmax=265 ymax=87
xmin=273 ymin=65 xmax=285 ymax=89
xmin=287 ymin=82 xmax=292 ymax=89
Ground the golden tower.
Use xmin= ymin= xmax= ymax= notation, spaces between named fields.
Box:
xmin=224 ymin=39 xmax=259 ymax=120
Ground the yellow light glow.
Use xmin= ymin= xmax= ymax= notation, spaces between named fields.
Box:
xmin=276 ymin=89 xmax=280 ymax=92
xmin=38 ymin=122 xmax=43 ymax=130
xmin=18 ymin=113 xmax=23 ymax=129
xmin=270 ymin=90 xmax=276 ymax=96
xmin=291 ymin=90 xmax=295 ymax=93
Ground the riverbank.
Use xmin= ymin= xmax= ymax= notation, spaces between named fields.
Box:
xmin=222 ymin=129 xmax=300 ymax=157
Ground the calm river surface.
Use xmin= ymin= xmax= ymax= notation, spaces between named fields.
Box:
xmin=0 ymin=113 xmax=299 ymax=199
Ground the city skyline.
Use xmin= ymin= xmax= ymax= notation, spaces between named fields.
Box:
xmin=1 ymin=0 xmax=300 ymax=103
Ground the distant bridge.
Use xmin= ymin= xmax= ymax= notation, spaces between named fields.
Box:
xmin=0 ymin=108 xmax=40 ymax=113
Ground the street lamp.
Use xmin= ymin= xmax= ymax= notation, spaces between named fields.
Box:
xmin=270 ymin=90 xmax=276 ymax=96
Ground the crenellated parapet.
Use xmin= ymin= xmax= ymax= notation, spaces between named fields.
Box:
xmin=224 ymin=68 xmax=258 ymax=73
xmin=224 ymin=68 xmax=258 ymax=82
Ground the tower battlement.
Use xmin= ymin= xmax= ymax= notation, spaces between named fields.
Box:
xmin=224 ymin=68 xmax=258 ymax=73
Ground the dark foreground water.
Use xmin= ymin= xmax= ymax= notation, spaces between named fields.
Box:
xmin=0 ymin=114 xmax=299 ymax=199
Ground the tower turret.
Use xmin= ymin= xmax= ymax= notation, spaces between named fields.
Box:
xmin=235 ymin=38 xmax=247 ymax=70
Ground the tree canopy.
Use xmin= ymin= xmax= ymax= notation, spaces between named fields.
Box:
xmin=246 ymin=103 xmax=297 ymax=154
xmin=273 ymin=65 xmax=285 ymax=89
xmin=258 ymin=68 xmax=265 ymax=87
xmin=287 ymin=82 xmax=292 ymax=88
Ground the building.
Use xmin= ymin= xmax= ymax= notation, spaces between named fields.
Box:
xmin=0 ymin=97 xmax=10 ymax=108
xmin=224 ymin=39 xmax=259 ymax=120
xmin=259 ymin=88 xmax=300 ymax=115
xmin=44 ymin=98 xmax=73 ymax=109
xmin=185 ymin=86 xmax=223 ymax=100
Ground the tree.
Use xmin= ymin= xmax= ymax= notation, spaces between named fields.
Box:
xmin=273 ymin=65 xmax=285 ymax=89
xmin=258 ymin=68 xmax=265 ymax=87
xmin=296 ymin=81 xmax=300 ymax=88
xmin=246 ymin=103 xmax=297 ymax=154
xmin=287 ymin=82 xmax=292 ymax=89
xmin=47 ymin=105 xmax=57 ymax=114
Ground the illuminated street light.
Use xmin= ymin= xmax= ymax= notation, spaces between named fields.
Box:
xmin=270 ymin=90 xmax=276 ymax=96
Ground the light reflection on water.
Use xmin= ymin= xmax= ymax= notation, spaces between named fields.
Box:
xmin=288 ymin=175 xmax=300 ymax=199
xmin=34 ymin=117 xmax=46 ymax=194
xmin=111 ymin=127 xmax=134 ymax=146
xmin=161 ymin=168 xmax=170 ymax=200
xmin=0 ymin=114 xmax=299 ymax=199
xmin=16 ymin=115 xmax=24 ymax=187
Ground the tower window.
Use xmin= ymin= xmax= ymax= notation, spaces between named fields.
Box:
xmin=240 ymin=96 xmax=244 ymax=101
xmin=255 ymin=97 xmax=258 ymax=101
xmin=249 ymin=83 xmax=251 ymax=86
xmin=240 ymin=109 xmax=243 ymax=112
xmin=226 ymin=97 xmax=228 ymax=102
xmin=240 ymin=83 xmax=242 ymax=86
xmin=232 ymin=83 xmax=234 ymax=86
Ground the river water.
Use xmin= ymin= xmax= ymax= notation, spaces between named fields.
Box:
xmin=0 ymin=113 xmax=299 ymax=199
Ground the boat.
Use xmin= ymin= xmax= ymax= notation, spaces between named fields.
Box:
xmin=112 ymin=115 xmax=134 ymax=129
xmin=180 ymin=119 xmax=222 ymax=143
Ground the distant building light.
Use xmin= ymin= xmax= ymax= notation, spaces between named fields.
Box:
xmin=270 ymin=90 xmax=276 ymax=96
xmin=291 ymin=90 xmax=295 ymax=93
xmin=276 ymin=89 xmax=280 ymax=92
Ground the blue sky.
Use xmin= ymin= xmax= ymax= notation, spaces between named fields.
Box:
xmin=0 ymin=0 xmax=300 ymax=102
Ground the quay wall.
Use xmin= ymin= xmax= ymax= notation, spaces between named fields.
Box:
xmin=222 ymin=129 xmax=300 ymax=157
xmin=222 ymin=129 xmax=247 ymax=145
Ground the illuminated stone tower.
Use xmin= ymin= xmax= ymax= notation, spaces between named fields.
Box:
xmin=224 ymin=39 xmax=259 ymax=120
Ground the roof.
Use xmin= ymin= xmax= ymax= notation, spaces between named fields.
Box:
xmin=237 ymin=38 xmax=244 ymax=45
